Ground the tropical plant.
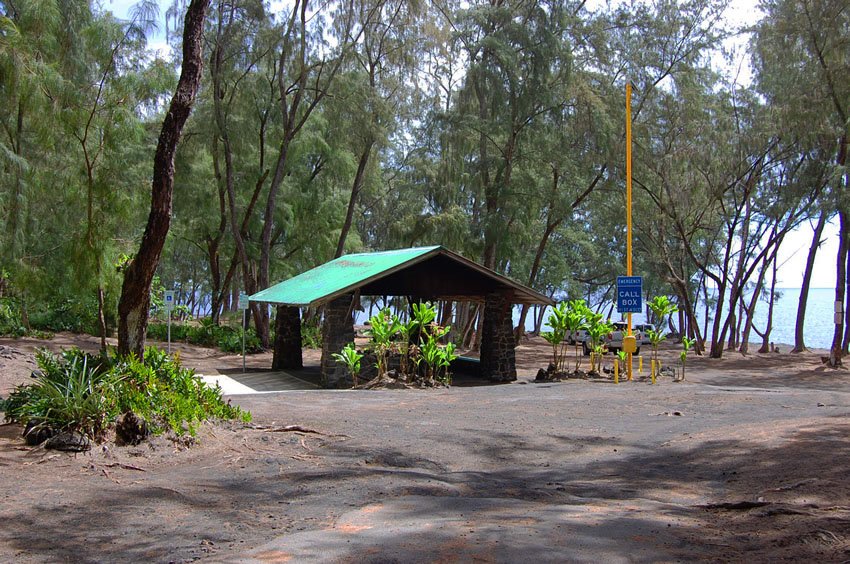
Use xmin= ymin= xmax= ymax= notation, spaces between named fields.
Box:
xmin=5 ymin=349 xmax=116 ymax=440
xmin=5 ymin=347 xmax=250 ymax=443
xmin=332 ymin=344 xmax=364 ymax=387
xmin=301 ymin=317 xmax=322 ymax=349
xmin=420 ymin=323 xmax=457 ymax=385
xmin=565 ymin=300 xmax=591 ymax=371
xmin=541 ymin=301 xmax=568 ymax=371
xmin=543 ymin=300 xmax=591 ymax=373
xmin=647 ymin=296 xmax=679 ymax=368
xmin=585 ymin=313 xmax=613 ymax=373
xmin=366 ymin=309 xmax=401 ymax=376
xmin=616 ymin=350 xmax=628 ymax=376
xmin=353 ymin=302 xmax=457 ymax=386
xmin=680 ymin=337 xmax=695 ymax=381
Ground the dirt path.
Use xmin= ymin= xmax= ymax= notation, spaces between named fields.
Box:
xmin=1 ymin=334 xmax=849 ymax=562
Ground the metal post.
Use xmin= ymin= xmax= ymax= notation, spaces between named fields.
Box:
xmin=167 ymin=309 xmax=171 ymax=354
xmin=242 ymin=307 xmax=247 ymax=373
xmin=626 ymin=82 xmax=634 ymax=381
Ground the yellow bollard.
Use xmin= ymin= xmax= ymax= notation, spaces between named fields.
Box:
xmin=650 ymin=359 xmax=656 ymax=385
xmin=614 ymin=359 xmax=619 ymax=384
xmin=639 ymin=356 xmax=643 ymax=373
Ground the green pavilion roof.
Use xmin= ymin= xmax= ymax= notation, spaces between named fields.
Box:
xmin=249 ymin=246 xmax=553 ymax=307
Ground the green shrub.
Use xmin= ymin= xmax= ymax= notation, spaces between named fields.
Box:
xmin=0 ymin=297 xmax=26 ymax=336
xmin=29 ymin=297 xmax=100 ymax=334
xmin=147 ymin=322 xmax=190 ymax=342
xmin=4 ymin=346 xmax=250 ymax=442
xmin=301 ymin=316 xmax=322 ymax=349
xmin=5 ymin=349 xmax=117 ymax=440
xmin=148 ymin=319 xmax=262 ymax=354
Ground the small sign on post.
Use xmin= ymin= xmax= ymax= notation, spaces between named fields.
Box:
xmin=164 ymin=290 xmax=176 ymax=354
xmin=616 ymin=276 xmax=643 ymax=314
xmin=238 ymin=292 xmax=249 ymax=373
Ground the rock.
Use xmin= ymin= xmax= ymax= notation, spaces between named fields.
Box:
xmin=535 ymin=368 xmax=548 ymax=381
xmin=22 ymin=420 xmax=57 ymax=446
xmin=44 ymin=431 xmax=91 ymax=452
xmin=569 ymin=370 xmax=587 ymax=379
xmin=115 ymin=411 xmax=149 ymax=446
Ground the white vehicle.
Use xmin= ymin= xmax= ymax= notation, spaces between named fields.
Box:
xmin=567 ymin=329 xmax=588 ymax=345
xmin=581 ymin=321 xmax=642 ymax=355
xmin=635 ymin=323 xmax=656 ymax=347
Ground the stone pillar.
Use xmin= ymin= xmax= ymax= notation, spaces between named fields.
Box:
xmin=320 ymin=295 xmax=355 ymax=388
xmin=272 ymin=305 xmax=302 ymax=370
xmin=479 ymin=293 xmax=517 ymax=382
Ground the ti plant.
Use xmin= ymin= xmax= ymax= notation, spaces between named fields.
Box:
xmin=355 ymin=302 xmax=457 ymax=386
xmin=543 ymin=299 xmax=592 ymax=373
xmin=616 ymin=350 xmax=628 ymax=375
xmin=647 ymin=295 xmax=679 ymax=370
xmin=420 ymin=323 xmax=457 ymax=385
xmin=541 ymin=302 xmax=569 ymax=372
xmin=565 ymin=300 xmax=590 ymax=372
xmin=585 ymin=313 xmax=613 ymax=374
xmin=679 ymin=337 xmax=695 ymax=381
xmin=332 ymin=343 xmax=364 ymax=387
xmin=366 ymin=309 xmax=401 ymax=376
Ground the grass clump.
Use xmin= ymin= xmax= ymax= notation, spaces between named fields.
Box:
xmin=4 ymin=347 xmax=250 ymax=443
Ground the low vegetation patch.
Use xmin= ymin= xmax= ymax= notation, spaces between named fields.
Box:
xmin=334 ymin=302 xmax=458 ymax=388
xmin=147 ymin=319 xmax=263 ymax=353
xmin=4 ymin=347 xmax=250 ymax=449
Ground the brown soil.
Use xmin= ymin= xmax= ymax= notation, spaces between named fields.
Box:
xmin=1 ymin=333 xmax=848 ymax=562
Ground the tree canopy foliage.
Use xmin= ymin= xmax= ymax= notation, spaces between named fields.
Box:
xmin=0 ymin=0 xmax=846 ymax=360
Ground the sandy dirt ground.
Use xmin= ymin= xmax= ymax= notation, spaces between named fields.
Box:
xmin=1 ymin=332 xmax=849 ymax=562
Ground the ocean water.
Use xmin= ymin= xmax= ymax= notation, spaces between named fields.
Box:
xmin=695 ymin=287 xmax=836 ymax=350
xmin=514 ymin=287 xmax=837 ymax=350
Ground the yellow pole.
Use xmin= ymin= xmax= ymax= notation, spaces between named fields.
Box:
xmin=650 ymin=359 xmax=656 ymax=385
xmin=614 ymin=359 xmax=619 ymax=384
xmin=639 ymin=355 xmax=643 ymax=373
xmin=626 ymin=82 xmax=634 ymax=381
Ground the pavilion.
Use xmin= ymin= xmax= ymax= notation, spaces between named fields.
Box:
xmin=249 ymin=246 xmax=553 ymax=387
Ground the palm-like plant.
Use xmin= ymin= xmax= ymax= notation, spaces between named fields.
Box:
xmin=585 ymin=314 xmax=613 ymax=373
xmin=679 ymin=337 xmax=695 ymax=381
xmin=541 ymin=302 xmax=569 ymax=372
xmin=564 ymin=300 xmax=590 ymax=371
xmin=332 ymin=344 xmax=364 ymax=387
xmin=366 ymin=309 xmax=401 ymax=376
xmin=647 ymin=296 xmax=679 ymax=370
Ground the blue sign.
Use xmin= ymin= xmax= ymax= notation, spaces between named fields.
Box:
xmin=617 ymin=276 xmax=643 ymax=313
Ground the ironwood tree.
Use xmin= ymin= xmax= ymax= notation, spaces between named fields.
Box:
xmin=117 ymin=0 xmax=210 ymax=357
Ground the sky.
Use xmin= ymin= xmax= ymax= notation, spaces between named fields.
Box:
xmin=103 ymin=0 xmax=840 ymax=289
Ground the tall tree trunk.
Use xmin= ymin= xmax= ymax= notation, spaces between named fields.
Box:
xmin=117 ymin=0 xmax=209 ymax=358
xmin=829 ymin=210 xmax=848 ymax=366
xmin=515 ymin=219 xmax=557 ymax=340
xmin=97 ymin=285 xmax=107 ymax=353
xmin=534 ymin=304 xmax=546 ymax=334
xmin=793 ymin=212 xmax=827 ymax=352
xmin=739 ymin=230 xmax=779 ymax=354
xmin=843 ymin=242 xmax=850 ymax=354
xmin=335 ymin=141 xmax=374 ymax=258
xmin=756 ymin=249 xmax=780 ymax=353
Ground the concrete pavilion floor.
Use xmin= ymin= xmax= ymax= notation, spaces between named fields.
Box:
xmin=200 ymin=366 xmax=322 ymax=394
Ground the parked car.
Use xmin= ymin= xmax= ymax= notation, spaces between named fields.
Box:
xmin=635 ymin=323 xmax=656 ymax=347
xmin=581 ymin=321 xmax=642 ymax=355
xmin=567 ymin=329 xmax=588 ymax=346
